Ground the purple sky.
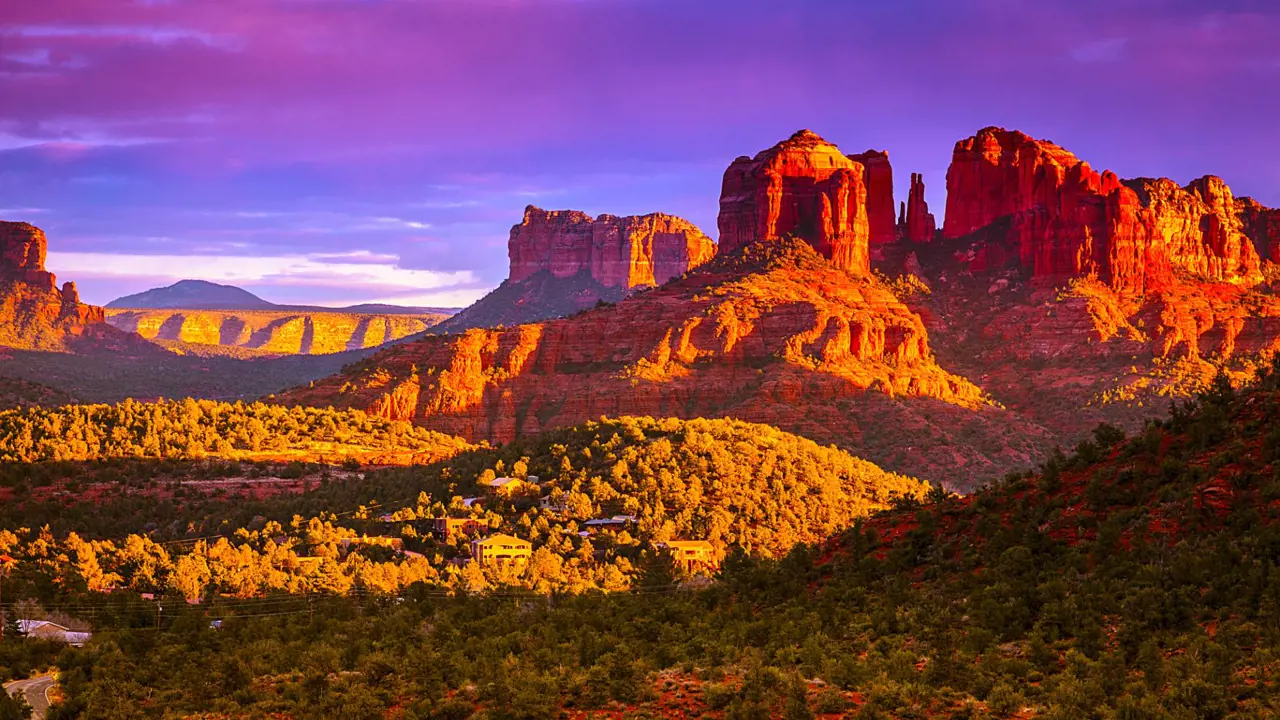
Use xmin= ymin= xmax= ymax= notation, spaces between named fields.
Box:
xmin=2 ymin=0 xmax=1278 ymax=307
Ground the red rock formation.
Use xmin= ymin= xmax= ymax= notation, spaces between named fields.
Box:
xmin=507 ymin=206 xmax=714 ymax=289
xmin=718 ymin=130 xmax=873 ymax=275
xmin=848 ymin=149 xmax=896 ymax=246
xmin=0 ymin=222 xmax=56 ymax=289
xmin=0 ymin=220 xmax=106 ymax=349
xmin=943 ymin=127 xmax=1263 ymax=294
xmin=1237 ymin=197 xmax=1280 ymax=262
xmin=899 ymin=173 xmax=936 ymax=244
xmin=281 ymin=238 xmax=1058 ymax=489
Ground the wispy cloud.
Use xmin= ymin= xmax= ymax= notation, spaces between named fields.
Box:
xmin=0 ymin=24 xmax=243 ymax=50
xmin=47 ymin=250 xmax=487 ymax=307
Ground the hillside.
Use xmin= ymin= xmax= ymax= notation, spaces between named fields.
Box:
xmin=0 ymin=398 xmax=472 ymax=466
xmin=106 ymin=307 xmax=449 ymax=355
xmin=15 ymin=371 xmax=1280 ymax=718
xmin=282 ymin=236 xmax=1057 ymax=490
xmin=107 ymin=279 xmax=272 ymax=310
xmin=0 ymin=415 xmax=926 ymax=603
xmin=108 ymin=278 xmax=459 ymax=316
xmin=0 ymin=376 xmax=76 ymax=409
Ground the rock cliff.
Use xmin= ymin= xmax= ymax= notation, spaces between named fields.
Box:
xmin=941 ymin=127 xmax=1266 ymax=294
xmin=1236 ymin=197 xmax=1280 ymax=262
xmin=106 ymin=308 xmax=447 ymax=355
xmin=849 ymin=149 xmax=896 ymax=246
xmin=718 ymin=130 xmax=880 ymax=275
xmin=0 ymin=221 xmax=107 ymax=350
xmin=442 ymin=206 xmax=714 ymax=333
xmin=508 ymin=206 xmax=715 ymax=289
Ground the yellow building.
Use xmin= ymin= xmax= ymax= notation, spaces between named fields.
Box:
xmin=471 ymin=534 xmax=533 ymax=567
xmin=485 ymin=477 xmax=529 ymax=496
xmin=432 ymin=517 xmax=487 ymax=539
xmin=659 ymin=540 xmax=719 ymax=574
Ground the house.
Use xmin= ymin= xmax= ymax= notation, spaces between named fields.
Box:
xmin=462 ymin=497 xmax=485 ymax=509
xmin=657 ymin=540 xmax=720 ymax=574
xmin=583 ymin=515 xmax=637 ymax=533
xmin=431 ymin=517 xmax=487 ymax=540
xmin=17 ymin=619 xmax=92 ymax=646
xmin=470 ymin=534 xmax=533 ymax=567
xmin=484 ymin=477 xmax=529 ymax=496
xmin=538 ymin=495 xmax=568 ymax=512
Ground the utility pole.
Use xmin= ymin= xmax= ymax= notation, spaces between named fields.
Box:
xmin=0 ymin=553 xmax=11 ymax=641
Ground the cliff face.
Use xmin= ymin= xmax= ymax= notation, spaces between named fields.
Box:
xmin=282 ymin=238 xmax=1059 ymax=490
xmin=508 ymin=206 xmax=715 ymax=289
xmin=0 ymin=221 xmax=107 ymax=350
xmin=443 ymin=206 xmax=715 ymax=333
xmin=1236 ymin=197 xmax=1280 ymax=262
xmin=106 ymin=308 xmax=447 ymax=355
xmin=718 ymin=130 xmax=881 ymax=275
xmin=848 ymin=149 xmax=896 ymax=246
xmin=941 ymin=127 xmax=1265 ymax=294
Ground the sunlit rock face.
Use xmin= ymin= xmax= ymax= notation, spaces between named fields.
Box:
xmin=0 ymin=221 xmax=106 ymax=350
xmin=719 ymin=130 xmax=893 ymax=276
xmin=943 ymin=126 xmax=1264 ymax=294
xmin=508 ymin=206 xmax=715 ymax=289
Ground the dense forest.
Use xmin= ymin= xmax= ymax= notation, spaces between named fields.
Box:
xmin=0 ymin=417 xmax=927 ymax=599
xmin=4 ymin=366 xmax=1276 ymax=717
xmin=0 ymin=398 xmax=470 ymax=464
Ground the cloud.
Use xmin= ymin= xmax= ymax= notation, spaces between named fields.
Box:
xmin=1 ymin=24 xmax=243 ymax=50
xmin=46 ymin=250 xmax=488 ymax=307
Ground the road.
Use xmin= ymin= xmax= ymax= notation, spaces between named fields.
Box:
xmin=4 ymin=674 xmax=55 ymax=719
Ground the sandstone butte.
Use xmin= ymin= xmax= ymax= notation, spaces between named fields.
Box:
xmin=106 ymin=308 xmax=447 ymax=355
xmin=719 ymin=130 xmax=902 ymax=275
xmin=0 ymin=221 xmax=107 ymax=351
xmin=941 ymin=126 xmax=1264 ymax=294
xmin=439 ymin=206 xmax=715 ymax=332
xmin=282 ymin=131 xmax=1078 ymax=490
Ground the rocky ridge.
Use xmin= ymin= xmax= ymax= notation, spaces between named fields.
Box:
xmin=106 ymin=308 xmax=448 ymax=355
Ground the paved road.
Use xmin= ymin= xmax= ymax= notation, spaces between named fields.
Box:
xmin=4 ymin=674 xmax=55 ymax=719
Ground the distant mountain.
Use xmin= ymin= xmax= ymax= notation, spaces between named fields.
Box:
xmin=107 ymin=280 xmax=272 ymax=310
xmin=108 ymin=279 xmax=460 ymax=315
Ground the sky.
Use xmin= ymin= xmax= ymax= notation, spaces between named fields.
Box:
xmin=2 ymin=0 xmax=1279 ymax=308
